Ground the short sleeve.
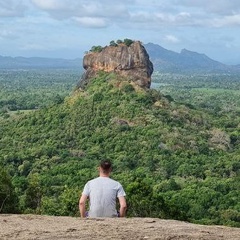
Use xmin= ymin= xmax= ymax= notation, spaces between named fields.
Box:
xmin=117 ymin=183 xmax=126 ymax=198
xmin=82 ymin=182 xmax=90 ymax=196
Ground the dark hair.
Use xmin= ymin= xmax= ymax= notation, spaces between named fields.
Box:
xmin=100 ymin=160 xmax=112 ymax=173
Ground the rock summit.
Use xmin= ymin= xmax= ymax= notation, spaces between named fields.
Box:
xmin=79 ymin=40 xmax=153 ymax=89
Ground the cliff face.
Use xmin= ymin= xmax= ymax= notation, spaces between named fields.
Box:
xmin=80 ymin=41 xmax=153 ymax=88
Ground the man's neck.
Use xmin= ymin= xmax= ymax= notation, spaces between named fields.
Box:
xmin=99 ymin=173 xmax=110 ymax=177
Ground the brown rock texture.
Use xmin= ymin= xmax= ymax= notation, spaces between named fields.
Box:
xmin=1 ymin=214 xmax=240 ymax=240
xmin=80 ymin=41 xmax=153 ymax=89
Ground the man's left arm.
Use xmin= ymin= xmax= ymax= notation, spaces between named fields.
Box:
xmin=118 ymin=196 xmax=127 ymax=217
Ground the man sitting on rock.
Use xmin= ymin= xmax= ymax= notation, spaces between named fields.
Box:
xmin=79 ymin=160 xmax=127 ymax=218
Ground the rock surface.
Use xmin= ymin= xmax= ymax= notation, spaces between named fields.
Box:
xmin=1 ymin=214 xmax=240 ymax=240
xmin=79 ymin=41 xmax=153 ymax=89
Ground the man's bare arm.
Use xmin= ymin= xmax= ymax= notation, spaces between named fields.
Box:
xmin=79 ymin=194 xmax=88 ymax=218
xmin=118 ymin=196 xmax=127 ymax=217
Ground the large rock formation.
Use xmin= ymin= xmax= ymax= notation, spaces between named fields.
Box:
xmin=79 ymin=41 xmax=153 ymax=89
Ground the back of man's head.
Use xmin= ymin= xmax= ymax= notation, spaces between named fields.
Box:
xmin=100 ymin=160 xmax=112 ymax=174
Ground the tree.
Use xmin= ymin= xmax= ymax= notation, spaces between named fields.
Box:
xmin=24 ymin=174 xmax=42 ymax=212
xmin=109 ymin=40 xmax=117 ymax=47
xmin=123 ymin=38 xmax=134 ymax=46
xmin=90 ymin=45 xmax=103 ymax=53
xmin=0 ymin=168 xmax=18 ymax=213
xmin=116 ymin=39 xmax=123 ymax=44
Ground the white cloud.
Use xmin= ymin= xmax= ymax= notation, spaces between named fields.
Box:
xmin=73 ymin=17 xmax=108 ymax=28
xmin=176 ymin=12 xmax=191 ymax=21
xmin=0 ymin=29 xmax=17 ymax=39
xmin=212 ymin=14 xmax=240 ymax=27
xmin=31 ymin=0 xmax=129 ymax=21
xmin=129 ymin=11 xmax=153 ymax=22
xmin=2 ymin=0 xmax=240 ymax=29
xmin=20 ymin=43 xmax=47 ymax=50
xmin=164 ymin=34 xmax=180 ymax=43
xmin=0 ymin=0 xmax=240 ymax=63
xmin=0 ymin=0 xmax=27 ymax=17
xmin=171 ymin=0 xmax=240 ymax=14
xmin=129 ymin=11 xmax=194 ymax=28
xmin=131 ymin=0 xmax=240 ymax=28
xmin=31 ymin=0 xmax=66 ymax=10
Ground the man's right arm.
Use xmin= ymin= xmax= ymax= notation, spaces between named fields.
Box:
xmin=118 ymin=196 xmax=127 ymax=217
xmin=79 ymin=194 xmax=88 ymax=218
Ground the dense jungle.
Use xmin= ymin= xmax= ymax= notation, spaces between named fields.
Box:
xmin=0 ymin=69 xmax=239 ymax=227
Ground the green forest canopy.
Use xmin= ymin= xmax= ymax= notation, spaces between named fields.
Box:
xmin=0 ymin=70 xmax=239 ymax=227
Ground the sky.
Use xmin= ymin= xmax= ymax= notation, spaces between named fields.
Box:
xmin=1 ymin=0 xmax=240 ymax=64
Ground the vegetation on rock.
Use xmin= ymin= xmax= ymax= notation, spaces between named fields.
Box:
xmin=90 ymin=39 xmax=134 ymax=53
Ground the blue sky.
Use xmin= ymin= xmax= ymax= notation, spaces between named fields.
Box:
xmin=1 ymin=0 xmax=240 ymax=64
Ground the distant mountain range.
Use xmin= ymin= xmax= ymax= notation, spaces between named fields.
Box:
xmin=0 ymin=43 xmax=239 ymax=73
xmin=0 ymin=55 xmax=82 ymax=69
xmin=144 ymin=43 xmax=240 ymax=73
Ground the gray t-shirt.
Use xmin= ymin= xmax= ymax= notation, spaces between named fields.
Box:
xmin=82 ymin=177 xmax=126 ymax=217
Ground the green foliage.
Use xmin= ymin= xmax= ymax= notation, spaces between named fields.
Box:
xmin=116 ymin=39 xmax=123 ymax=44
xmin=90 ymin=46 xmax=103 ymax=53
xmin=41 ymin=187 xmax=81 ymax=216
xmin=90 ymin=39 xmax=135 ymax=53
xmin=109 ymin=40 xmax=118 ymax=47
xmin=121 ymin=83 xmax=135 ymax=93
xmin=124 ymin=168 xmax=167 ymax=218
xmin=24 ymin=174 xmax=42 ymax=212
xmin=0 ymin=167 xmax=18 ymax=213
xmin=0 ymin=70 xmax=240 ymax=227
xmin=123 ymin=38 xmax=134 ymax=46
xmin=0 ymin=69 xmax=80 ymax=114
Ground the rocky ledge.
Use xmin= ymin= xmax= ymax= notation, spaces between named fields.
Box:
xmin=1 ymin=214 xmax=240 ymax=240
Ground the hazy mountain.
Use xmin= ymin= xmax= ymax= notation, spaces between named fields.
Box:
xmin=0 ymin=55 xmax=82 ymax=69
xmin=144 ymin=43 xmax=240 ymax=73
xmin=1 ymin=43 xmax=240 ymax=73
